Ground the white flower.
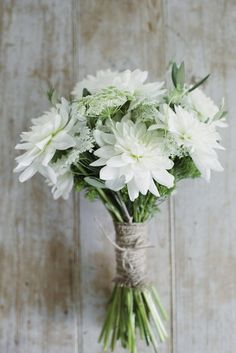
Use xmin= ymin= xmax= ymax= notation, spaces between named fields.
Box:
xmin=42 ymin=157 xmax=74 ymax=200
xmin=148 ymin=103 xmax=171 ymax=130
xmin=65 ymin=121 xmax=95 ymax=166
xmin=91 ymin=120 xmax=174 ymax=201
xmin=168 ymin=105 xmax=224 ymax=180
xmin=72 ymin=69 xmax=119 ymax=96
xmin=79 ymin=87 xmax=131 ymax=117
xmin=148 ymin=104 xmax=189 ymax=158
xmin=72 ymin=69 xmax=165 ymax=104
xmin=14 ymin=99 xmax=76 ymax=183
xmin=185 ymin=88 xmax=219 ymax=122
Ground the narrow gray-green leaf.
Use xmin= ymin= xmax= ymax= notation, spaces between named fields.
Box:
xmin=84 ymin=176 xmax=106 ymax=189
xmin=171 ymin=62 xmax=178 ymax=88
xmin=188 ymin=73 xmax=210 ymax=92
xmin=176 ymin=61 xmax=185 ymax=90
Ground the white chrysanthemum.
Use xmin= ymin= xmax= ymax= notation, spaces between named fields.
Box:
xmin=149 ymin=104 xmax=188 ymax=158
xmin=72 ymin=69 xmax=118 ymax=96
xmin=42 ymin=157 xmax=74 ymax=200
xmin=148 ymin=103 xmax=170 ymax=130
xmin=72 ymin=69 xmax=165 ymax=104
xmin=168 ymin=105 xmax=224 ymax=180
xmin=14 ymin=98 xmax=76 ymax=183
xmin=91 ymin=121 xmax=174 ymax=201
xmin=185 ymin=88 xmax=219 ymax=122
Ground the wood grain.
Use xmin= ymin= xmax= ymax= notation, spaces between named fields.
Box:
xmin=165 ymin=1 xmax=236 ymax=352
xmin=0 ymin=1 xmax=79 ymax=353
xmin=0 ymin=1 xmax=235 ymax=353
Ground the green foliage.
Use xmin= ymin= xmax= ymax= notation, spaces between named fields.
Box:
xmin=47 ymin=87 xmax=59 ymax=105
xmin=74 ymin=175 xmax=99 ymax=200
xmin=213 ymin=99 xmax=227 ymax=121
xmin=85 ymin=188 xmax=99 ymax=201
xmin=74 ymin=179 xmax=86 ymax=192
xmin=118 ymin=189 xmax=160 ymax=223
xmin=158 ymin=184 xmax=175 ymax=198
xmin=51 ymin=149 xmax=69 ymax=163
xmin=172 ymin=156 xmax=201 ymax=181
xmin=169 ymin=62 xmax=210 ymax=104
xmin=99 ymin=285 xmax=168 ymax=353
xmin=171 ymin=62 xmax=185 ymax=90
xmin=72 ymin=156 xmax=201 ymax=223
xmin=84 ymin=176 xmax=106 ymax=189
xmin=110 ymin=100 xmax=132 ymax=122
xmin=82 ymin=88 xmax=91 ymax=97
xmin=187 ymin=74 xmax=210 ymax=93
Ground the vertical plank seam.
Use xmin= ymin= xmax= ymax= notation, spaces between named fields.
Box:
xmin=169 ymin=196 xmax=177 ymax=353
xmin=72 ymin=0 xmax=83 ymax=352
xmin=162 ymin=0 xmax=177 ymax=352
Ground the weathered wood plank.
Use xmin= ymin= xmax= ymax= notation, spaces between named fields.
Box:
xmin=0 ymin=1 xmax=80 ymax=353
xmin=165 ymin=1 xmax=236 ymax=352
xmin=1 ymin=1 xmax=235 ymax=353
xmin=74 ymin=1 xmax=173 ymax=352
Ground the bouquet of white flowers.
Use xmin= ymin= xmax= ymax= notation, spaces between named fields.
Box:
xmin=14 ymin=63 xmax=226 ymax=353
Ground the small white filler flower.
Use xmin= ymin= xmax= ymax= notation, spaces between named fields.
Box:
xmin=91 ymin=120 xmax=174 ymax=201
xmin=14 ymin=98 xmax=76 ymax=183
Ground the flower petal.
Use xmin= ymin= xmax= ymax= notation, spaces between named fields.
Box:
xmin=94 ymin=146 xmax=118 ymax=159
xmin=19 ymin=165 xmax=38 ymax=182
xmin=52 ymin=131 xmax=75 ymax=150
xmin=149 ymin=179 xmax=160 ymax=197
xmin=107 ymin=155 xmax=127 ymax=167
xmin=100 ymin=166 xmax=119 ymax=180
xmin=105 ymin=177 xmax=125 ymax=191
xmin=127 ymin=180 xmax=139 ymax=201
xmin=90 ymin=158 xmax=107 ymax=167
xmin=152 ymin=170 xmax=174 ymax=188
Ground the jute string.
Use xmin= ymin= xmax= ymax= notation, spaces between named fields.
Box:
xmin=114 ymin=222 xmax=150 ymax=288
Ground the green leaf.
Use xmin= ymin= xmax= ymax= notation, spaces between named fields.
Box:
xmin=74 ymin=180 xmax=86 ymax=192
xmin=171 ymin=62 xmax=185 ymax=90
xmin=172 ymin=156 xmax=201 ymax=180
xmin=218 ymin=110 xmax=227 ymax=119
xmin=47 ymin=88 xmax=58 ymax=105
xmin=82 ymin=88 xmax=91 ymax=97
xmin=187 ymin=73 xmax=210 ymax=92
xmin=176 ymin=62 xmax=185 ymax=90
xmin=51 ymin=149 xmax=68 ymax=163
xmin=84 ymin=177 xmax=106 ymax=189
xmin=171 ymin=63 xmax=178 ymax=88
xmin=85 ymin=188 xmax=98 ymax=201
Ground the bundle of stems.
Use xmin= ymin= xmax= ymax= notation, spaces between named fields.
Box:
xmin=75 ymin=161 xmax=169 ymax=352
xmin=99 ymin=285 xmax=168 ymax=353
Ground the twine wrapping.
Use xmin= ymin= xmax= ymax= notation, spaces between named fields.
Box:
xmin=114 ymin=222 xmax=149 ymax=288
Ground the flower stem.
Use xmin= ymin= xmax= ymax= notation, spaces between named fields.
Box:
xmin=99 ymin=285 xmax=167 ymax=353
xmin=75 ymin=162 xmax=124 ymax=222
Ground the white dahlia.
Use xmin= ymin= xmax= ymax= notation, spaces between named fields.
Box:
xmin=185 ymin=88 xmax=219 ymax=122
xmin=72 ymin=69 xmax=165 ymax=104
xmin=91 ymin=120 xmax=174 ymax=201
xmin=42 ymin=157 xmax=74 ymax=200
xmin=14 ymin=98 xmax=76 ymax=183
xmin=168 ymin=105 xmax=224 ymax=180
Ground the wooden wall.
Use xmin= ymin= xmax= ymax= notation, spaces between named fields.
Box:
xmin=0 ymin=1 xmax=235 ymax=352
